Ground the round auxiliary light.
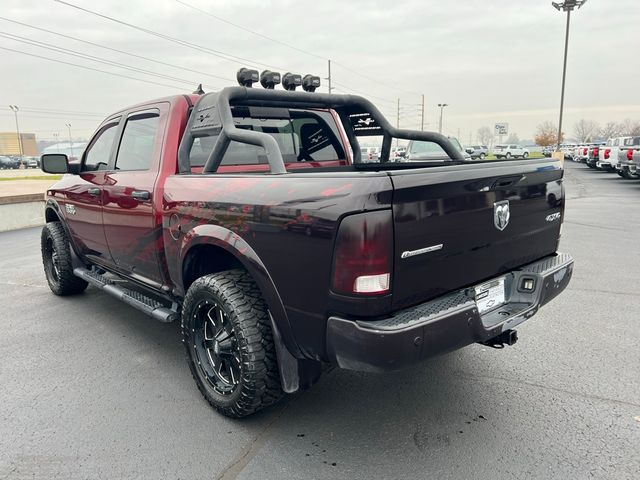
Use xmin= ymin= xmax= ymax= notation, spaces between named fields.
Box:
xmin=236 ymin=68 xmax=259 ymax=87
xmin=260 ymin=70 xmax=281 ymax=89
xmin=302 ymin=74 xmax=321 ymax=92
xmin=282 ymin=72 xmax=302 ymax=91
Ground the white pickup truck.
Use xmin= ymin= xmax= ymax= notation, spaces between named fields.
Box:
xmin=597 ymin=136 xmax=632 ymax=171
xmin=493 ymin=144 xmax=529 ymax=159
xmin=616 ymin=136 xmax=640 ymax=179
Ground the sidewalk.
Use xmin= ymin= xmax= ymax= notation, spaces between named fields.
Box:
xmin=0 ymin=176 xmax=58 ymax=232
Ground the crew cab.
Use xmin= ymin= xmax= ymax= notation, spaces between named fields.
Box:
xmin=617 ymin=136 xmax=640 ymax=179
xmin=493 ymin=144 xmax=529 ymax=159
xmin=597 ymin=136 xmax=632 ymax=171
xmin=38 ymin=74 xmax=573 ymax=418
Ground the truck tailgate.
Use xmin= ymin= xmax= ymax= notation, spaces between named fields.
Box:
xmin=388 ymin=159 xmax=564 ymax=310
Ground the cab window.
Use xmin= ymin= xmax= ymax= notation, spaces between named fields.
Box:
xmin=83 ymin=122 xmax=119 ymax=172
xmin=114 ymin=111 xmax=160 ymax=171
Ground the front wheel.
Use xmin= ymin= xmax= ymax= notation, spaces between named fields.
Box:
xmin=506 ymin=152 xmax=512 ymax=159
xmin=182 ymin=270 xmax=283 ymax=418
xmin=41 ymin=222 xmax=88 ymax=295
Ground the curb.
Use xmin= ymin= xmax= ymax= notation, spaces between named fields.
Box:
xmin=0 ymin=195 xmax=45 ymax=232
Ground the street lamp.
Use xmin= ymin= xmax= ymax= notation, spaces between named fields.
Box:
xmin=437 ymin=103 xmax=448 ymax=134
xmin=552 ymin=0 xmax=587 ymax=151
xmin=8 ymin=105 xmax=23 ymax=164
xmin=65 ymin=123 xmax=74 ymax=157
xmin=53 ymin=132 xmax=60 ymax=152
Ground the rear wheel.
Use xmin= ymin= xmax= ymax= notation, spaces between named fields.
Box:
xmin=41 ymin=222 xmax=88 ymax=296
xmin=479 ymin=153 xmax=486 ymax=159
xmin=182 ymin=269 xmax=283 ymax=418
xmin=506 ymin=152 xmax=512 ymax=159
xmin=523 ymin=152 xmax=529 ymax=158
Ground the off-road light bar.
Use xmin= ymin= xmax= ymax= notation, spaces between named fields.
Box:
xmin=282 ymin=72 xmax=302 ymax=91
xmin=236 ymin=68 xmax=259 ymax=87
xmin=260 ymin=70 xmax=281 ymax=89
xmin=302 ymin=74 xmax=321 ymax=92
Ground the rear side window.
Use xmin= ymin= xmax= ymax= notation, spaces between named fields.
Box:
xmin=188 ymin=108 xmax=345 ymax=170
xmin=83 ymin=123 xmax=119 ymax=172
xmin=115 ymin=111 xmax=160 ymax=171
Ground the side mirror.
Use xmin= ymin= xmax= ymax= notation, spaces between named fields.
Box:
xmin=41 ymin=154 xmax=79 ymax=174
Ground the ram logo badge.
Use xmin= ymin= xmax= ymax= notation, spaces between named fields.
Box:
xmin=546 ymin=212 xmax=561 ymax=222
xmin=494 ymin=200 xmax=510 ymax=231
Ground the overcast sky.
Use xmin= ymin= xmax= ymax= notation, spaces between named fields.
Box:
xmin=1 ymin=0 xmax=638 ymax=143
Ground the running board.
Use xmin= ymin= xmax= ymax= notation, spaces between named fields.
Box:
xmin=73 ymin=267 xmax=178 ymax=323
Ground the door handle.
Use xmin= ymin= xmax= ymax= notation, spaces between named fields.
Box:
xmin=88 ymin=188 xmax=101 ymax=197
xmin=131 ymin=190 xmax=151 ymax=201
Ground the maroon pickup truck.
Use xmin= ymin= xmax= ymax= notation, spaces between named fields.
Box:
xmin=39 ymin=74 xmax=573 ymax=417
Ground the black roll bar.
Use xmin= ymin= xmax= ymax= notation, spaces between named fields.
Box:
xmin=182 ymin=87 xmax=465 ymax=174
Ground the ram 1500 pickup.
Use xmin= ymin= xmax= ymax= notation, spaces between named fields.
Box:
xmin=39 ymin=75 xmax=573 ymax=417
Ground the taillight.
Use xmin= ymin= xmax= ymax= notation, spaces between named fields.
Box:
xmin=583 ymin=148 xmax=588 ymax=155
xmin=332 ymin=210 xmax=392 ymax=296
xmin=593 ymin=147 xmax=599 ymax=156
xmin=604 ymin=149 xmax=610 ymax=159
xmin=628 ymin=149 xmax=634 ymax=161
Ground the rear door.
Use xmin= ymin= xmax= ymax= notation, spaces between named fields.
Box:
xmin=62 ymin=120 xmax=120 ymax=264
xmin=102 ymin=105 xmax=166 ymax=286
xmin=388 ymin=159 xmax=564 ymax=310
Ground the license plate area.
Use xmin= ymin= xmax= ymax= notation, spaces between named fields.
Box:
xmin=474 ymin=277 xmax=506 ymax=314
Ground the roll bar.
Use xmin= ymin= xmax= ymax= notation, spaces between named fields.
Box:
xmin=177 ymin=86 xmax=465 ymax=174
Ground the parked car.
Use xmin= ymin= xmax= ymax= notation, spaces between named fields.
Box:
xmin=0 ymin=155 xmax=20 ymax=169
xmin=467 ymin=145 xmax=489 ymax=159
xmin=597 ymin=136 xmax=632 ymax=171
xmin=405 ymin=137 xmax=472 ymax=162
xmin=616 ymin=136 xmax=640 ymax=179
xmin=585 ymin=143 xmax=605 ymax=168
xmin=542 ymin=146 xmax=555 ymax=157
xmin=493 ymin=144 xmax=529 ymax=159
xmin=38 ymin=81 xmax=573 ymax=418
xmin=21 ymin=156 xmax=40 ymax=169
xmin=360 ymin=146 xmax=380 ymax=162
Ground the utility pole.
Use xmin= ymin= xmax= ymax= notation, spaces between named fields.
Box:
xmin=420 ymin=94 xmax=425 ymax=131
xmin=396 ymin=98 xmax=400 ymax=148
xmin=552 ymin=0 xmax=587 ymax=152
xmin=65 ymin=123 xmax=74 ymax=157
xmin=437 ymin=103 xmax=448 ymax=135
xmin=326 ymin=59 xmax=333 ymax=94
xmin=9 ymin=105 xmax=23 ymax=164
xmin=53 ymin=132 xmax=60 ymax=152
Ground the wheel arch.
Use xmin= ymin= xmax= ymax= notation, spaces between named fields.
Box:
xmin=179 ymin=224 xmax=300 ymax=358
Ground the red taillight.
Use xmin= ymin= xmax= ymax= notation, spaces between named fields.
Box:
xmin=583 ymin=148 xmax=588 ymax=155
xmin=604 ymin=149 xmax=611 ymax=159
xmin=593 ymin=147 xmax=599 ymax=156
xmin=332 ymin=210 xmax=392 ymax=296
xmin=628 ymin=149 xmax=634 ymax=161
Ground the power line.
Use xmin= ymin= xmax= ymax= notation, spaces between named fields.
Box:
xmin=0 ymin=31 xmax=218 ymax=90
xmin=331 ymin=60 xmax=422 ymax=97
xmin=0 ymin=45 xmax=187 ymax=90
xmin=175 ymin=0 xmax=325 ymax=61
xmin=54 ymin=0 xmax=284 ymax=71
xmin=0 ymin=15 xmax=234 ymax=83
xmin=0 ymin=106 xmax=106 ymax=117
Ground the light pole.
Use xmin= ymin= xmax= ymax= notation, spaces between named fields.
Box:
xmin=53 ymin=132 xmax=60 ymax=152
xmin=552 ymin=0 xmax=587 ymax=151
xmin=65 ymin=123 xmax=74 ymax=157
xmin=437 ymin=103 xmax=448 ymax=134
xmin=9 ymin=105 xmax=23 ymax=164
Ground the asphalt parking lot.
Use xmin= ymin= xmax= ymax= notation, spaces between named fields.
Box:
xmin=0 ymin=162 xmax=638 ymax=480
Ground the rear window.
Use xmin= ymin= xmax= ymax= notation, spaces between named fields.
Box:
xmin=624 ymin=137 xmax=640 ymax=146
xmin=188 ymin=108 xmax=345 ymax=170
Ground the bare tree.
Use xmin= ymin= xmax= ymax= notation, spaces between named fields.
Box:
xmin=505 ymin=133 xmax=520 ymax=144
xmin=618 ymin=118 xmax=640 ymax=136
xmin=573 ymin=119 xmax=599 ymax=143
xmin=477 ymin=126 xmax=492 ymax=146
xmin=534 ymin=121 xmax=563 ymax=146
xmin=599 ymin=121 xmax=621 ymax=140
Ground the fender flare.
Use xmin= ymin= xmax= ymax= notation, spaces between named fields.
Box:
xmin=178 ymin=224 xmax=301 ymax=359
xmin=44 ymin=199 xmax=86 ymax=270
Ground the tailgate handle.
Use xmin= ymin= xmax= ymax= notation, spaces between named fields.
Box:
xmin=492 ymin=175 xmax=524 ymax=189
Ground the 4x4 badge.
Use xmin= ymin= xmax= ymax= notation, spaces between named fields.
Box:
xmin=494 ymin=200 xmax=510 ymax=231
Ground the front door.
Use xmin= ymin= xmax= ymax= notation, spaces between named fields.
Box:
xmin=102 ymin=107 xmax=166 ymax=287
xmin=62 ymin=120 xmax=120 ymax=265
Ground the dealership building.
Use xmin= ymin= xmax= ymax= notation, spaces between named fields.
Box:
xmin=0 ymin=132 xmax=38 ymax=156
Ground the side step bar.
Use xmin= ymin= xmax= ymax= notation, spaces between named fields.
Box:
xmin=73 ymin=267 xmax=178 ymax=323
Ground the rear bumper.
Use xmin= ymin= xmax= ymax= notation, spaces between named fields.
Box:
xmin=326 ymin=253 xmax=574 ymax=372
